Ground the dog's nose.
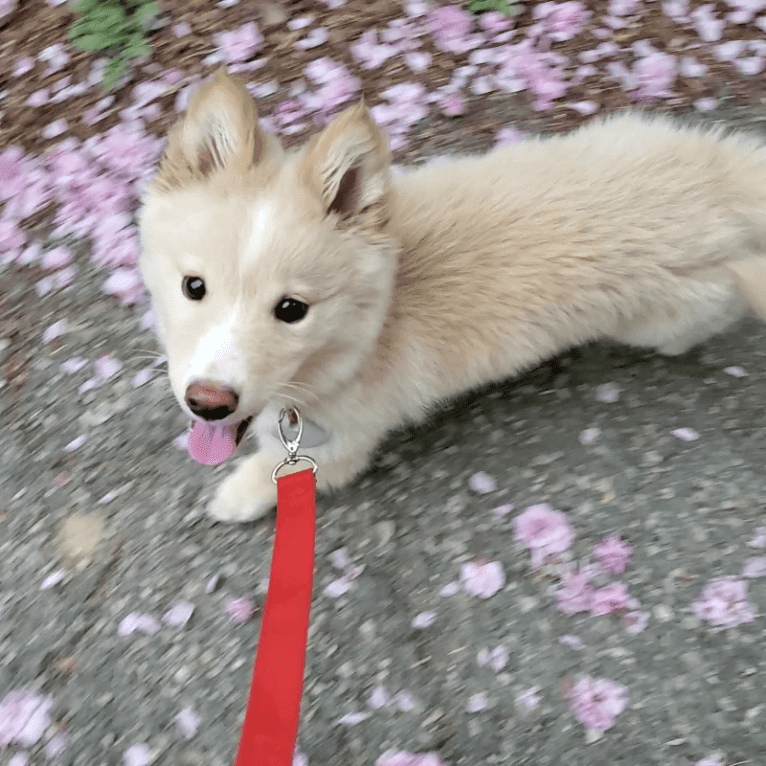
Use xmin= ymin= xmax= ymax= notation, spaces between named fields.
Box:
xmin=185 ymin=381 xmax=239 ymax=421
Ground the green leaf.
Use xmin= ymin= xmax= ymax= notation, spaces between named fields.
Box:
xmin=90 ymin=6 xmax=125 ymax=30
xmin=134 ymin=1 xmax=159 ymax=23
xmin=125 ymin=42 xmax=151 ymax=59
xmin=71 ymin=32 xmax=114 ymax=52
xmin=102 ymin=58 xmax=126 ymax=91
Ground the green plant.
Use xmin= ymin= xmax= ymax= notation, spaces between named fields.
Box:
xmin=69 ymin=0 xmax=160 ymax=90
xmin=466 ymin=0 xmax=519 ymax=15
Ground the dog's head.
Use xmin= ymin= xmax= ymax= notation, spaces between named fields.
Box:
xmin=138 ymin=70 xmax=398 ymax=464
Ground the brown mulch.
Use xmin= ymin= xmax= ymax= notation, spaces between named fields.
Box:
xmin=1 ymin=0 xmax=766 ymax=164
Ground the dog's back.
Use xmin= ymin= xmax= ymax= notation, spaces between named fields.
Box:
xmin=383 ymin=113 xmax=766 ymax=398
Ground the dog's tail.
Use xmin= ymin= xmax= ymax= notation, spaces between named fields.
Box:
xmin=728 ymin=257 xmax=766 ymax=321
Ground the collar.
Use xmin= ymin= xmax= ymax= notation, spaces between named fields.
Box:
xmin=271 ymin=415 xmax=330 ymax=449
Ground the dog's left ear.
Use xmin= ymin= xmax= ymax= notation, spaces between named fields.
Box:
xmin=300 ymin=101 xmax=391 ymax=223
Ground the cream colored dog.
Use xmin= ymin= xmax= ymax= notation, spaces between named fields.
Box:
xmin=139 ymin=69 xmax=766 ymax=523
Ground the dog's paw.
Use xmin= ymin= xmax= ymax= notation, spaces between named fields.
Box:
xmin=207 ymin=463 xmax=277 ymax=524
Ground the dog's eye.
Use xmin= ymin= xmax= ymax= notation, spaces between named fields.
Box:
xmin=182 ymin=276 xmax=206 ymax=301
xmin=274 ymin=297 xmax=309 ymax=324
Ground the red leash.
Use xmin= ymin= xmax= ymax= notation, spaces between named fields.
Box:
xmin=235 ymin=409 xmax=318 ymax=766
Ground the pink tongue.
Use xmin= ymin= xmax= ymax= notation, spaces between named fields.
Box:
xmin=187 ymin=421 xmax=239 ymax=465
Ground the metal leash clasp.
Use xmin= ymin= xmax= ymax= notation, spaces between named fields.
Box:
xmin=271 ymin=407 xmax=319 ymax=483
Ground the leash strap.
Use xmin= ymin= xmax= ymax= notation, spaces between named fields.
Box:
xmin=235 ymin=468 xmax=316 ymax=766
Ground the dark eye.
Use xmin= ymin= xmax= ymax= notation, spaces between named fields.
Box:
xmin=182 ymin=276 xmax=206 ymax=301
xmin=274 ymin=297 xmax=309 ymax=323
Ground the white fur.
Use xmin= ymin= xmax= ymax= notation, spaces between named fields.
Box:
xmin=183 ymin=311 xmax=247 ymax=395
xmin=244 ymin=197 xmax=279 ymax=268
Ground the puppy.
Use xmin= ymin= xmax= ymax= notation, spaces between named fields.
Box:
xmin=139 ymin=69 xmax=766 ymax=523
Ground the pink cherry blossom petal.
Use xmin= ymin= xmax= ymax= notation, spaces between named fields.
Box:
xmin=570 ymin=100 xmax=599 ymax=114
xmin=61 ymin=357 xmax=88 ymax=374
xmin=162 ymin=601 xmax=194 ymax=627
xmin=692 ymin=577 xmax=756 ymax=628
xmin=117 ymin=612 xmax=160 ymax=636
xmin=495 ymin=126 xmax=528 ymax=146
xmin=13 ymin=56 xmax=34 ymax=76
xmin=513 ymin=503 xmax=575 ymax=568
xmin=296 ymin=27 xmax=329 ymax=49
xmin=392 ymin=690 xmax=415 ymax=711
xmin=460 ymin=560 xmax=505 ymax=598
xmin=595 ymin=382 xmax=620 ymax=403
xmin=516 ymin=686 xmax=540 ymax=711
xmin=469 ymin=471 xmax=496 ymax=494
xmin=132 ymin=367 xmax=154 ymax=388
xmin=695 ymin=97 xmax=718 ymax=111
xmin=0 ymin=689 xmax=54 ymax=747
xmin=590 ymin=582 xmax=631 ymax=616
xmin=45 ymin=732 xmax=69 ymax=758
xmin=672 ymin=427 xmax=699 ymax=442
xmin=225 ymin=597 xmax=254 ymax=624
xmin=330 ymin=548 xmax=350 ymax=570
xmin=566 ymin=676 xmax=629 ymax=733
xmin=42 ymin=319 xmax=67 ymax=343
xmin=175 ymin=707 xmax=200 ymax=738
xmin=368 ymin=685 xmax=390 ymax=709
xmin=478 ymin=645 xmax=509 ymax=671
xmin=560 ymin=634 xmax=585 ymax=649
xmin=123 ymin=743 xmax=151 ymax=766
xmin=556 ymin=570 xmax=593 ymax=614
xmin=579 ymin=427 xmax=600 ymax=445
xmin=623 ymin=609 xmax=650 ymax=633
xmin=338 ymin=711 xmax=369 ymax=725
xmin=741 ymin=556 xmax=766 ymax=578
xmin=376 ymin=751 xmax=446 ymax=766
xmin=593 ymin=535 xmax=633 ymax=574
xmin=42 ymin=118 xmax=68 ymax=139
xmin=324 ymin=576 xmax=352 ymax=598
xmin=214 ymin=22 xmax=264 ymax=64
xmin=64 ymin=434 xmax=87 ymax=452
xmin=405 ymin=51 xmax=432 ymax=72
xmin=491 ymin=503 xmax=514 ymax=518
xmin=439 ymin=581 xmax=460 ymax=596
xmin=94 ymin=355 xmax=121 ymax=381
xmin=748 ymin=526 xmax=766 ymax=547
xmin=466 ymin=692 xmax=488 ymax=712
xmin=411 ymin=611 xmax=437 ymax=629
xmin=40 ymin=570 xmax=66 ymax=590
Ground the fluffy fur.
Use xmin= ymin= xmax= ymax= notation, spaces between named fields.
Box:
xmin=139 ymin=69 xmax=766 ymax=522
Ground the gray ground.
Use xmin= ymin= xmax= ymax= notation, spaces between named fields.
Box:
xmin=2 ymin=107 xmax=766 ymax=766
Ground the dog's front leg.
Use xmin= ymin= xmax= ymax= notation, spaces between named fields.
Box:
xmin=207 ymin=409 xmax=383 ymax=523
xmin=207 ymin=447 xmax=283 ymax=523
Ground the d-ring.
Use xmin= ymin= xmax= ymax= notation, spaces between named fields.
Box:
xmin=271 ymin=455 xmax=319 ymax=484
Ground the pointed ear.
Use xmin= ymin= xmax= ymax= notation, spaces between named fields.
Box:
xmin=153 ymin=69 xmax=273 ymax=191
xmin=300 ymin=101 xmax=391 ymax=223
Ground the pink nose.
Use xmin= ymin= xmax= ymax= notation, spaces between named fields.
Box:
xmin=185 ymin=381 xmax=239 ymax=421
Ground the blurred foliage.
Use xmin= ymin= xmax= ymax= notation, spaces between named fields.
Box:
xmin=466 ymin=0 xmax=520 ymax=15
xmin=69 ymin=0 xmax=160 ymax=89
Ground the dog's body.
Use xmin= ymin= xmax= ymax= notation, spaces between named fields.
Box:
xmin=139 ymin=70 xmax=766 ymax=522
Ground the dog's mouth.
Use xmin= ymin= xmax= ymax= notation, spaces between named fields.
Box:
xmin=186 ymin=417 xmax=253 ymax=466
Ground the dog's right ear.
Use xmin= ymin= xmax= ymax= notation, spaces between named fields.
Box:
xmin=153 ymin=69 xmax=273 ymax=191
